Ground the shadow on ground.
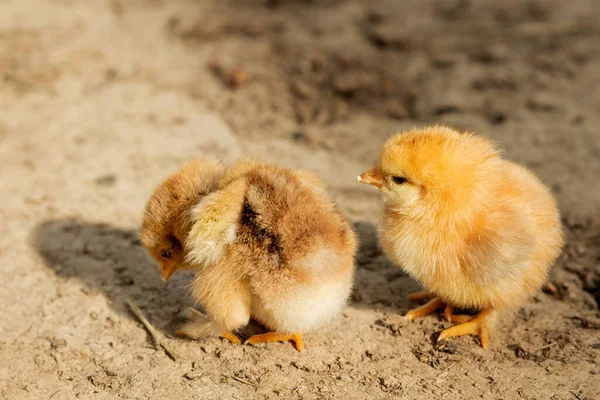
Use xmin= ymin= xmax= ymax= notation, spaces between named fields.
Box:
xmin=347 ymin=221 xmax=423 ymax=315
xmin=31 ymin=218 xmax=193 ymax=334
xmin=31 ymin=218 xmax=423 ymax=334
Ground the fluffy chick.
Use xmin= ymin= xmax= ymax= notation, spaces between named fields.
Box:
xmin=141 ymin=159 xmax=357 ymax=351
xmin=357 ymin=126 xmax=563 ymax=348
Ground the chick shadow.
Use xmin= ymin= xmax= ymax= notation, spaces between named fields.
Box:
xmin=31 ymin=219 xmax=421 ymax=335
xmin=349 ymin=221 xmax=424 ymax=316
xmin=30 ymin=218 xmax=194 ymax=335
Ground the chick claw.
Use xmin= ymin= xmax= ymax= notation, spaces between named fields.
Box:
xmin=219 ymin=331 xmax=242 ymax=345
xmin=437 ymin=309 xmax=493 ymax=349
xmin=405 ymin=297 xmax=444 ymax=321
xmin=244 ymin=332 xmax=304 ymax=352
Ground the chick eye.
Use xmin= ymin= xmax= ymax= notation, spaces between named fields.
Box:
xmin=160 ymin=249 xmax=172 ymax=259
xmin=392 ymin=176 xmax=408 ymax=185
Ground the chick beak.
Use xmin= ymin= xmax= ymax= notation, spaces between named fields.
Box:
xmin=357 ymin=168 xmax=383 ymax=188
xmin=160 ymin=263 xmax=177 ymax=282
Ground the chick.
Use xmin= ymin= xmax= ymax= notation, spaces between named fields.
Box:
xmin=141 ymin=159 xmax=357 ymax=351
xmin=357 ymin=126 xmax=563 ymax=348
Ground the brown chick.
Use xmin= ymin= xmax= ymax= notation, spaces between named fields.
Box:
xmin=141 ymin=159 xmax=357 ymax=351
xmin=357 ymin=126 xmax=563 ymax=348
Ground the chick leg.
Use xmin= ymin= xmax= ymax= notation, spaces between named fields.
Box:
xmin=405 ymin=297 xmax=444 ymax=321
xmin=245 ymin=332 xmax=304 ymax=352
xmin=408 ymin=291 xmax=434 ymax=301
xmin=186 ymin=263 xmax=251 ymax=344
xmin=438 ymin=309 xmax=494 ymax=349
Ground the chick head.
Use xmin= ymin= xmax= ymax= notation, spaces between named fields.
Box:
xmin=141 ymin=228 xmax=186 ymax=283
xmin=357 ymin=126 xmax=499 ymax=212
xmin=141 ymin=159 xmax=225 ymax=281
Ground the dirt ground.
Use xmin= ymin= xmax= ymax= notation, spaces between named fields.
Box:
xmin=1 ymin=0 xmax=599 ymax=399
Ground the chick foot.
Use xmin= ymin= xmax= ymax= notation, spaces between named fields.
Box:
xmin=244 ymin=332 xmax=304 ymax=352
xmin=405 ymin=297 xmax=444 ymax=321
xmin=438 ymin=309 xmax=494 ymax=349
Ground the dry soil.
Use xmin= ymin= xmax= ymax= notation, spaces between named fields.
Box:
xmin=1 ymin=0 xmax=599 ymax=399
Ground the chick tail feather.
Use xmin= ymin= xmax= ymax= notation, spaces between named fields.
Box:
xmin=176 ymin=307 xmax=224 ymax=339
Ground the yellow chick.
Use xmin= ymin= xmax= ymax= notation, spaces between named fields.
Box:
xmin=357 ymin=126 xmax=563 ymax=348
xmin=141 ymin=159 xmax=357 ymax=351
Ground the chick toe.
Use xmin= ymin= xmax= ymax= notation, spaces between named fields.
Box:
xmin=405 ymin=297 xmax=444 ymax=321
xmin=437 ymin=309 xmax=494 ymax=349
xmin=244 ymin=332 xmax=304 ymax=352
xmin=218 ymin=331 xmax=242 ymax=345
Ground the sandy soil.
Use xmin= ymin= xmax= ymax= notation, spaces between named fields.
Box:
xmin=1 ymin=0 xmax=599 ymax=399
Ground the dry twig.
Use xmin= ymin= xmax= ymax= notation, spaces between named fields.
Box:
xmin=229 ymin=375 xmax=254 ymax=386
xmin=534 ymin=342 xmax=559 ymax=353
xmin=126 ymin=299 xmax=178 ymax=361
